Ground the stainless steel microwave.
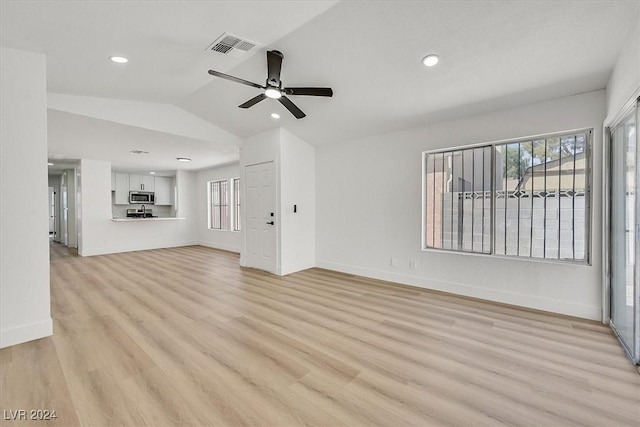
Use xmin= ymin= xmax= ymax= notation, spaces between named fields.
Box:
xmin=129 ymin=191 xmax=155 ymax=204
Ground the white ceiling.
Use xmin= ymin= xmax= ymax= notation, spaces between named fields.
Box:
xmin=1 ymin=1 xmax=639 ymax=169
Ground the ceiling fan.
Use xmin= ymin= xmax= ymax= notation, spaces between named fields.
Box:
xmin=207 ymin=50 xmax=333 ymax=119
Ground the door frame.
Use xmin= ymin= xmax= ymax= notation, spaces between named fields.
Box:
xmin=603 ymin=90 xmax=640 ymax=364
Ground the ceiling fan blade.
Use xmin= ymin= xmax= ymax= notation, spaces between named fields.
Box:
xmin=238 ymin=94 xmax=267 ymax=109
xmin=208 ymin=70 xmax=264 ymax=89
xmin=279 ymin=96 xmax=306 ymax=119
xmin=267 ymin=50 xmax=283 ymax=86
xmin=284 ymin=87 xmax=333 ymax=97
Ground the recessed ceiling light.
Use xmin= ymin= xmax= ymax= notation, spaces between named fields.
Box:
xmin=110 ymin=56 xmax=128 ymax=64
xmin=176 ymin=157 xmax=191 ymax=162
xmin=149 ymin=171 xmax=156 ymax=175
xmin=47 ymin=162 xmax=54 ymax=166
xmin=264 ymin=87 xmax=282 ymax=99
xmin=422 ymin=54 xmax=439 ymax=67
xmin=271 ymin=113 xmax=280 ymax=119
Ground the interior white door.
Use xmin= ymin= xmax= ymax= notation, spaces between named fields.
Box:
xmin=245 ymin=161 xmax=277 ymax=273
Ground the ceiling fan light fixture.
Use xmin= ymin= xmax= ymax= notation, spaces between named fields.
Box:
xmin=422 ymin=54 xmax=439 ymax=67
xmin=110 ymin=56 xmax=128 ymax=64
xmin=264 ymin=87 xmax=282 ymax=99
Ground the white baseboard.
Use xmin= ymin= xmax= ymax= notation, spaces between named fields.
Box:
xmin=79 ymin=240 xmax=199 ymax=256
xmin=0 ymin=318 xmax=53 ymax=349
xmin=280 ymin=261 xmax=316 ymax=276
xmin=316 ymin=260 xmax=600 ymax=320
xmin=197 ymin=241 xmax=241 ymax=253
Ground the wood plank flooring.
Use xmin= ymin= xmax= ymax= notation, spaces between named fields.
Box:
xmin=1 ymin=242 xmax=639 ymax=426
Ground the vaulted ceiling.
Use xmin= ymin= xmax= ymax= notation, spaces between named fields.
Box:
xmin=1 ymin=1 xmax=638 ymax=170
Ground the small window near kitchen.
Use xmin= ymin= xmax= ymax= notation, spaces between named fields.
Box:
xmin=232 ymin=178 xmax=241 ymax=231
xmin=209 ymin=180 xmax=229 ymax=230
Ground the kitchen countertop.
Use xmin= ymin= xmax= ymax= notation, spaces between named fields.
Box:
xmin=112 ymin=217 xmax=186 ymax=222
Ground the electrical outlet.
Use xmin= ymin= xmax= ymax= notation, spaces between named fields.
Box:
xmin=410 ymin=260 xmax=417 ymax=270
xmin=391 ymin=257 xmax=399 ymax=267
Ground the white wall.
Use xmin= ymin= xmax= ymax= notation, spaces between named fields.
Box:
xmin=238 ymin=127 xmax=316 ymax=275
xmin=280 ymin=129 xmax=316 ymax=275
xmin=196 ymin=163 xmax=243 ymax=253
xmin=316 ymin=90 xmax=606 ymax=320
xmin=48 ymin=93 xmax=242 ymax=148
xmin=605 ymin=11 xmax=640 ymax=121
xmin=79 ymin=159 xmax=198 ymax=256
xmin=0 ymin=47 xmax=52 ymax=348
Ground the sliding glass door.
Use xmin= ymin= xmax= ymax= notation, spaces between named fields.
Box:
xmin=609 ymin=101 xmax=639 ymax=364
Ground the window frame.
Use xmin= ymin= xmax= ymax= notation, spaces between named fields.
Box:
xmin=232 ymin=177 xmax=241 ymax=232
xmin=422 ymin=128 xmax=592 ymax=265
xmin=208 ymin=179 xmax=230 ymax=230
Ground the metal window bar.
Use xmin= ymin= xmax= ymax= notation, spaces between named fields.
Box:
xmin=480 ymin=148 xmax=487 ymax=252
xmin=425 ymin=147 xmax=490 ymax=254
xmin=233 ymin=178 xmax=241 ymax=231
xmin=504 ymin=144 xmax=508 ymax=255
xmin=210 ymin=180 xmax=229 ymax=230
xmin=543 ymin=139 xmax=548 ymax=258
xmin=450 ymin=152 xmax=455 ymax=250
xmin=432 ymin=154 xmax=436 ymax=248
xmin=440 ymin=153 xmax=446 ymax=248
xmin=471 ymin=149 xmax=476 ymax=252
xmin=557 ymin=139 xmax=562 ymax=259
xmin=572 ymin=136 xmax=577 ymax=259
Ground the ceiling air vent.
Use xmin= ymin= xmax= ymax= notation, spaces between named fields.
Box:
xmin=206 ymin=33 xmax=259 ymax=58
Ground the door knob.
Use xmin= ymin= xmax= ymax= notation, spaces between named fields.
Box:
xmin=266 ymin=221 xmax=274 ymax=225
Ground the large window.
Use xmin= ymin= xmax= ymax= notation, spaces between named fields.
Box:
xmin=209 ymin=180 xmax=229 ymax=230
xmin=423 ymin=129 xmax=591 ymax=262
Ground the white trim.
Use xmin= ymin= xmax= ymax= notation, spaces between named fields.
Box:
xmin=198 ymin=241 xmax=240 ymax=254
xmin=602 ymin=89 xmax=640 ymax=324
xmin=316 ymin=260 xmax=601 ymax=320
xmin=79 ymin=240 xmax=198 ymax=257
xmin=0 ymin=318 xmax=53 ymax=349
xmin=280 ymin=261 xmax=315 ymax=276
xmin=604 ymin=85 xmax=640 ymax=127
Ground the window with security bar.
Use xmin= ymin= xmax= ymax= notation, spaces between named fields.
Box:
xmin=209 ymin=180 xmax=229 ymax=230
xmin=232 ymin=177 xmax=241 ymax=231
xmin=423 ymin=129 xmax=591 ymax=262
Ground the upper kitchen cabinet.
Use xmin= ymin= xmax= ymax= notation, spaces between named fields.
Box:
xmin=154 ymin=176 xmax=173 ymax=205
xmin=113 ymin=173 xmax=130 ymax=205
xmin=129 ymin=174 xmax=155 ymax=192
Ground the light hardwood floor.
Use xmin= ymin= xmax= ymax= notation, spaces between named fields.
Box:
xmin=1 ymin=242 xmax=639 ymax=426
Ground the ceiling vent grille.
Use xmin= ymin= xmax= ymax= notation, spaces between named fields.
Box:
xmin=206 ymin=33 xmax=259 ymax=58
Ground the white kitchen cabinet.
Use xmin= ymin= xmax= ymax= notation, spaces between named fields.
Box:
xmin=129 ymin=174 xmax=142 ymax=191
xmin=154 ymin=176 xmax=173 ymax=205
xmin=142 ymin=175 xmax=155 ymax=192
xmin=114 ymin=173 xmax=130 ymax=205
xmin=129 ymin=174 xmax=155 ymax=191
xmin=111 ymin=172 xmax=116 ymax=191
